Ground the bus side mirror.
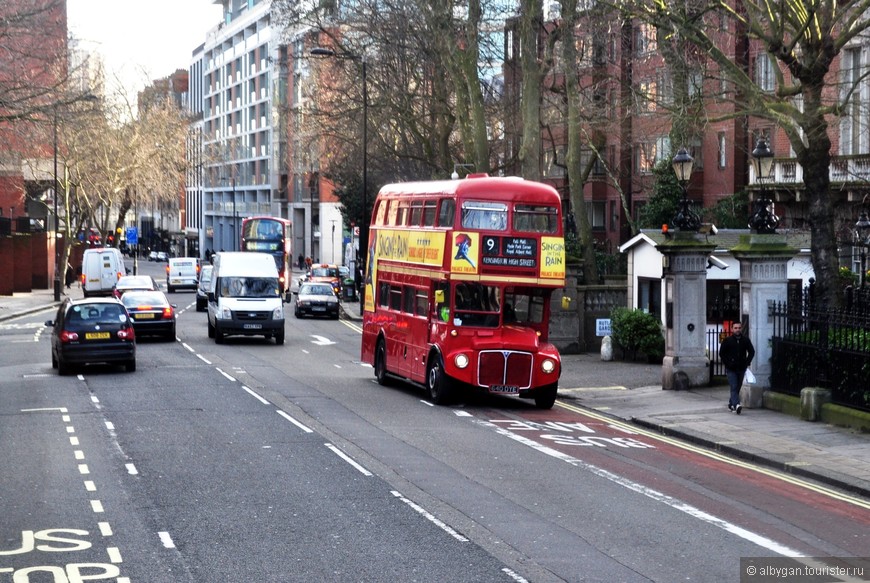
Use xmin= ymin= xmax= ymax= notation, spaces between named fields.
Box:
xmin=561 ymin=296 xmax=572 ymax=310
xmin=435 ymin=289 xmax=445 ymax=304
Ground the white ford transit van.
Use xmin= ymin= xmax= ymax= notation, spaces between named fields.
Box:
xmin=81 ymin=248 xmax=126 ymax=298
xmin=206 ymin=252 xmax=286 ymax=344
xmin=166 ymin=257 xmax=199 ymax=292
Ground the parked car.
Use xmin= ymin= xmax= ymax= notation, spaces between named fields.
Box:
xmin=156 ymin=251 xmax=169 ymax=262
xmin=45 ymin=298 xmax=136 ymax=375
xmin=196 ymin=265 xmax=214 ymax=312
xmin=112 ymin=275 xmax=159 ymax=298
xmin=148 ymin=251 xmax=158 ymax=262
xmin=295 ymin=282 xmax=340 ymax=319
xmin=120 ymin=290 xmax=177 ymax=341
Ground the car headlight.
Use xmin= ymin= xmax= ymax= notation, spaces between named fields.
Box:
xmin=217 ymin=307 xmax=232 ymax=319
xmin=541 ymin=359 xmax=556 ymax=374
xmin=272 ymin=306 xmax=284 ymax=319
xmin=454 ymin=353 xmax=469 ymax=369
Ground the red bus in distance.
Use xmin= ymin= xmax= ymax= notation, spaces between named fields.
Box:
xmin=240 ymin=216 xmax=293 ymax=299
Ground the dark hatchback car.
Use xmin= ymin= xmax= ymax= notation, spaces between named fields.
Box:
xmin=46 ymin=298 xmax=136 ymax=375
xmin=120 ymin=290 xmax=177 ymax=341
xmin=294 ymin=282 xmax=340 ymax=319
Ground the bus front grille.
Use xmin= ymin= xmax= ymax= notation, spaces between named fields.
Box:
xmin=478 ymin=350 xmax=533 ymax=388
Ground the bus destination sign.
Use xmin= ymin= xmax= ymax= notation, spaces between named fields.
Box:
xmin=481 ymin=236 xmax=537 ymax=268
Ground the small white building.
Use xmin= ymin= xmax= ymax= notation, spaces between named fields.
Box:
xmin=619 ymin=229 xmax=814 ymax=328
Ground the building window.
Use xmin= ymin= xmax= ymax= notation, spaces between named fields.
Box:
xmin=755 ymin=53 xmax=775 ymax=92
xmin=635 ymin=23 xmax=656 ymax=56
xmin=637 ymin=278 xmax=661 ymax=316
xmin=718 ymin=132 xmax=726 ymax=169
xmin=587 ymin=201 xmax=606 ymax=230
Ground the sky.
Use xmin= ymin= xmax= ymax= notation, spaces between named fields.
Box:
xmin=66 ymin=0 xmax=224 ymax=100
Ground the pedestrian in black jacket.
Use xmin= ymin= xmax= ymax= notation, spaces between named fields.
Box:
xmin=719 ymin=322 xmax=755 ymax=414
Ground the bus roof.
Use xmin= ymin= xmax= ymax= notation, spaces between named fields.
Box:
xmin=376 ymin=175 xmax=560 ymax=201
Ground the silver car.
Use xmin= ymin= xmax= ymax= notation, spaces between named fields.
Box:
xmin=294 ymin=282 xmax=340 ymax=319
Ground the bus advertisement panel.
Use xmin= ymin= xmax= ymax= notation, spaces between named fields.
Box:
xmin=360 ymin=174 xmax=566 ymax=409
xmin=241 ymin=216 xmax=293 ymax=298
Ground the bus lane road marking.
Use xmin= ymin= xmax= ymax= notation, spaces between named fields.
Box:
xmin=469 ymin=414 xmax=803 ymax=558
xmin=4 ymin=408 xmax=129 ymax=581
xmin=556 ymin=401 xmax=870 ymax=510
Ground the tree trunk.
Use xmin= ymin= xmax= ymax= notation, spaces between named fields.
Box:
xmin=518 ymin=0 xmax=543 ymax=180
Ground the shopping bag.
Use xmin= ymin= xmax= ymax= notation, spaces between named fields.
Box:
xmin=744 ymin=368 xmax=757 ymax=384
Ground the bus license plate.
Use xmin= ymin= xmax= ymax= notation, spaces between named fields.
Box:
xmin=85 ymin=332 xmax=110 ymax=340
xmin=243 ymin=323 xmax=262 ymax=329
xmin=489 ymin=385 xmax=519 ymax=394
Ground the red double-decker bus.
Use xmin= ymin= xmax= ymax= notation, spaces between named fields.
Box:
xmin=360 ymin=174 xmax=566 ymax=408
xmin=240 ymin=216 xmax=293 ymax=299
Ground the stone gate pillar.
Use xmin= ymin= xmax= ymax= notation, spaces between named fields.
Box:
xmin=657 ymin=233 xmax=716 ymax=389
xmin=730 ymin=234 xmax=796 ymax=405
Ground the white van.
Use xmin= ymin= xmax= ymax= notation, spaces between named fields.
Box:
xmin=81 ymin=248 xmax=126 ymax=298
xmin=166 ymin=257 xmax=199 ymax=292
xmin=206 ymin=252 xmax=286 ymax=345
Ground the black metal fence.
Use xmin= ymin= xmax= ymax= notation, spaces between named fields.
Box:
xmin=706 ymin=325 xmax=726 ymax=382
xmin=770 ymin=286 xmax=870 ymax=412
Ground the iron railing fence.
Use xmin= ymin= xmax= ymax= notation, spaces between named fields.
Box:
xmin=770 ymin=288 xmax=870 ymax=411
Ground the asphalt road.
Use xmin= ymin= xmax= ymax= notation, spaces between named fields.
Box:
xmin=1 ymin=260 xmax=867 ymax=582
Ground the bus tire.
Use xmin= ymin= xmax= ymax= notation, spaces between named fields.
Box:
xmin=374 ymin=339 xmax=390 ymax=386
xmin=534 ymin=383 xmax=558 ymax=409
xmin=427 ymin=354 xmax=451 ymax=405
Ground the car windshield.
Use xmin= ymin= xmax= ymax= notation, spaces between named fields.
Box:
xmin=302 ymin=285 xmax=334 ymax=296
xmin=118 ymin=276 xmax=153 ymax=288
xmin=219 ymin=277 xmax=280 ymax=298
xmin=311 ymin=267 xmax=338 ymax=278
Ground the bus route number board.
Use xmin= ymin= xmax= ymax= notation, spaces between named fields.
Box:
xmin=481 ymin=236 xmax=537 ymax=268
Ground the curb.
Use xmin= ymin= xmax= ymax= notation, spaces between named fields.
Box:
xmin=0 ymin=301 xmax=60 ymax=323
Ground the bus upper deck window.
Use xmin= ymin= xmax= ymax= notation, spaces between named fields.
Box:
xmin=422 ymin=201 xmax=437 ymax=226
xmin=461 ymin=201 xmax=507 ymax=231
xmin=513 ymin=204 xmax=558 ymax=233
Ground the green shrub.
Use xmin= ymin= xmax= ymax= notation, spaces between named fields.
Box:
xmin=610 ymin=307 xmax=665 ymax=362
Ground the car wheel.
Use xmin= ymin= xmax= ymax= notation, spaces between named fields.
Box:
xmin=207 ymin=319 xmax=215 ymax=338
xmin=427 ymin=354 xmax=452 ymax=405
xmin=166 ymin=326 xmax=176 ymax=341
xmin=275 ymin=330 xmax=285 ymax=345
xmin=168 ymin=286 xmax=175 ymax=293
xmin=215 ymin=326 xmax=224 ymax=344
xmin=374 ymin=339 xmax=390 ymax=386
xmin=196 ymin=301 xmax=204 ymax=312
xmin=534 ymin=383 xmax=558 ymax=410
xmin=125 ymin=359 xmax=136 ymax=373
xmin=51 ymin=352 xmax=57 ymax=369
xmin=294 ymin=309 xmax=302 ymax=318
xmin=57 ymin=357 xmax=70 ymax=376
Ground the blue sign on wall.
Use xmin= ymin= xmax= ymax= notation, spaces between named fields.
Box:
xmin=126 ymin=227 xmax=138 ymax=246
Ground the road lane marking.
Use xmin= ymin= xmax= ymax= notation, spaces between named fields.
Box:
xmin=125 ymin=464 xmax=138 ymax=475
xmin=107 ymin=546 xmax=122 ymax=563
xmin=277 ymin=410 xmax=313 ymax=433
xmin=85 ymin=481 xmax=96 ymax=491
xmin=74 ymin=450 xmax=85 ymax=460
xmin=98 ymin=522 xmax=113 ymax=536
xmin=197 ymin=354 xmax=212 ymax=364
xmin=158 ymin=531 xmax=176 ymax=548
xmin=326 ymin=443 xmax=372 ymax=476
xmin=390 ymin=490 xmax=468 ymax=542
xmin=90 ymin=500 xmax=104 ymax=513
xmin=475 ymin=417 xmax=803 ymax=557
xmin=70 ymin=436 xmax=79 ymax=446
xmin=216 ymin=367 xmax=236 ymax=382
xmin=78 ymin=464 xmax=89 ymax=475
xmin=242 ymin=385 xmax=270 ymax=405
xmin=183 ymin=342 xmax=195 ymax=352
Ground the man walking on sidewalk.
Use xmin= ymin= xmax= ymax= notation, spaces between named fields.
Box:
xmin=719 ymin=322 xmax=755 ymax=414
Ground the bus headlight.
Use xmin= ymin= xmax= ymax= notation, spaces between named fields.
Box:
xmin=454 ymin=353 xmax=469 ymax=369
xmin=541 ymin=359 xmax=556 ymax=374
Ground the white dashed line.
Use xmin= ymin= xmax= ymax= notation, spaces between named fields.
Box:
xmin=158 ymin=531 xmax=176 ymax=548
xmin=78 ymin=464 xmax=90 ymax=475
xmin=98 ymin=522 xmax=113 ymax=536
xmin=90 ymin=500 xmax=104 ymax=513
xmin=325 ymin=443 xmax=372 ymax=476
xmin=74 ymin=450 xmax=85 ymax=460
xmin=197 ymin=354 xmax=212 ymax=364
xmin=242 ymin=385 xmax=270 ymax=405
xmin=106 ymin=546 xmax=122 ymax=563
xmin=84 ymin=481 xmax=96 ymax=491
xmin=70 ymin=436 xmax=79 ymax=446
xmin=390 ymin=490 xmax=467 ymax=541
xmin=277 ymin=410 xmax=313 ymax=433
xmin=216 ymin=368 xmax=236 ymax=382
xmin=125 ymin=463 xmax=138 ymax=475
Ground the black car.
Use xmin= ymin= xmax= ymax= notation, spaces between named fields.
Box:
xmin=120 ymin=290 xmax=177 ymax=341
xmin=294 ymin=282 xmax=340 ymax=319
xmin=46 ymin=298 xmax=136 ymax=375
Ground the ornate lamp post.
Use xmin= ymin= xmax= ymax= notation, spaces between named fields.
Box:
xmin=855 ymin=209 xmax=870 ymax=288
xmin=749 ymin=138 xmax=780 ymax=234
xmin=671 ymin=147 xmax=700 ymax=231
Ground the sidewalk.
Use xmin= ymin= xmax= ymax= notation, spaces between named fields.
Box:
xmin=4 ymin=283 xmax=869 ymax=500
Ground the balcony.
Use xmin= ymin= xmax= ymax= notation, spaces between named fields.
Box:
xmin=749 ymin=154 xmax=870 ymax=202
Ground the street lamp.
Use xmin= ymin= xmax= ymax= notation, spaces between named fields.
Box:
xmin=671 ymin=147 xmax=700 ymax=232
xmin=310 ymin=46 xmax=368 ymax=310
xmin=855 ymin=209 xmax=870 ymax=288
xmin=749 ymin=138 xmax=780 ymax=234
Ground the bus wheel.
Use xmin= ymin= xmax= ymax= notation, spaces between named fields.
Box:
xmin=374 ymin=339 xmax=389 ymax=385
xmin=534 ymin=383 xmax=558 ymax=409
xmin=427 ymin=355 xmax=451 ymax=405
